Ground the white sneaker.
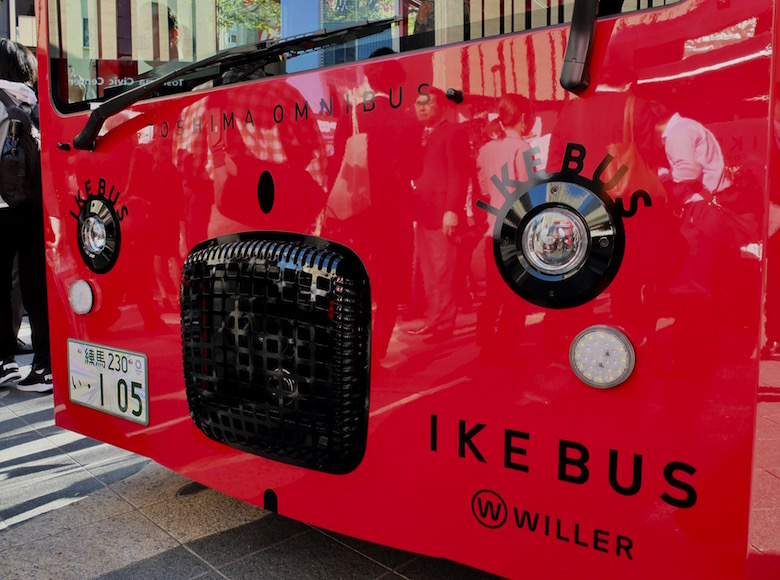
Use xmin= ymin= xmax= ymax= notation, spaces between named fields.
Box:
xmin=0 ymin=357 xmax=21 ymax=386
xmin=17 ymin=366 xmax=53 ymax=393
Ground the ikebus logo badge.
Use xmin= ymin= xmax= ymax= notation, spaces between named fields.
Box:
xmin=472 ymin=490 xmax=507 ymax=529
xmin=477 ymin=142 xmax=652 ymax=309
xmin=70 ymin=177 xmax=128 ymax=274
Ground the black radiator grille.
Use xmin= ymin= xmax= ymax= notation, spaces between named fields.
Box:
xmin=181 ymin=234 xmax=371 ymax=473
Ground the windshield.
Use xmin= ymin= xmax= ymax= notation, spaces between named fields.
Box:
xmin=49 ymin=1 xmax=678 ymax=112
xmin=49 ymin=0 xmax=403 ymax=111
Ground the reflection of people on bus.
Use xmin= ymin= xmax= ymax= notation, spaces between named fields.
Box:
xmin=637 ymin=102 xmax=733 ymax=258
xmin=109 ymin=145 xmax=182 ymax=333
xmin=324 ymin=48 xmax=420 ymax=361
xmin=408 ymin=87 xmax=469 ymax=343
xmin=414 ymin=0 xmax=435 ymax=34
xmin=172 ymin=98 xmax=212 ymax=252
xmin=651 ymin=108 xmax=731 ymax=205
xmin=633 ymin=101 xmax=745 ymax=375
xmin=67 ymin=65 xmax=86 ymax=103
xmin=475 ymin=94 xmax=533 ymax=207
xmin=148 ymin=6 xmax=181 ymax=69
xmin=765 ymin=84 xmax=780 ymax=358
xmin=209 ymin=80 xmax=326 ymax=235
xmin=93 ymin=139 xmax=182 ymax=334
xmin=475 ymin=94 xmax=533 ymax=353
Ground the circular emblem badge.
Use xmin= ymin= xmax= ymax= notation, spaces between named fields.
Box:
xmin=73 ymin=188 xmax=124 ymax=274
xmin=472 ymin=489 xmax=508 ymax=529
xmin=494 ymin=177 xmax=625 ymax=309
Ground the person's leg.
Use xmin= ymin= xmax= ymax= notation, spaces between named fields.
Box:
xmin=11 ymin=254 xmax=23 ymax=339
xmin=16 ymin=206 xmax=50 ymax=370
xmin=477 ymin=238 xmax=501 ymax=346
xmin=0 ymin=209 xmax=22 ymax=384
xmin=10 ymin=253 xmax=32 ymax=355
xmin=417 ymin=227 xmax=458 ymax=335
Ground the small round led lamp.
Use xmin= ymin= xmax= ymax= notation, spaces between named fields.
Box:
xmin=570 ymin=326 xmax=635 ymax=389
xmin=68 ymin=280 xmax=94 ymax=315
xmin=81 ymin=216 xmax=107 ymax=256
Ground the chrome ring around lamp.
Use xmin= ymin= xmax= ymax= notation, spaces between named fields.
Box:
xmin=494 ymin=180 xmax=625 ymax=309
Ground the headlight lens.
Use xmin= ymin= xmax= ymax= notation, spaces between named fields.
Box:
xmin=81 ymin=216 xmax=107 ymax=256
xmin=494 ymin=181 xmax=624 ymax=309
xmin=522 ymin=207 xmax=589 ymax=276
xmin=75 ymin=197 xmax=121 ymax=274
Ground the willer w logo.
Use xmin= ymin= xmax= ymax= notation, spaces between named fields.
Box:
xmin=469 ymin=488 xmax=636 ymax=559
xmin=472 ymin=490 xmax=507 ymax=529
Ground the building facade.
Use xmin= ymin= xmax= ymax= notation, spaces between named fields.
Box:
xmin=2 ymin=0 xmax=37 ymax=50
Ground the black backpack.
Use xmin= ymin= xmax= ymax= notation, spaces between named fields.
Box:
xmin=0 ymin=89 xmax=41 ymax=208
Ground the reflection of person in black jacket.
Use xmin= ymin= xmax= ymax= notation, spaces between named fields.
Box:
xmin=0 ymin=39 xmax=51 ymax=392
xmin=409 ymin=87 xmax=469 ymax=342
xmin=322 ymin=49 xmax=421 ymax=360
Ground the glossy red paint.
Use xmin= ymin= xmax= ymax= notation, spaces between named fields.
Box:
xmin=36 ymin=1 xmax=778 ymax=578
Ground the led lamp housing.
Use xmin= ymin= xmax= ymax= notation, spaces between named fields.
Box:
xmin=68 ymin=280 xmax=94 ymax=314
xmin=570 ymin=326 xmax=635 ymax=388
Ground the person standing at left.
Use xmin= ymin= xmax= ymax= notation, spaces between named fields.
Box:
xmin=408 ymin=87 xmax=470 ymax=342
xmin=0 ymin=39 xmax=51 ymax=392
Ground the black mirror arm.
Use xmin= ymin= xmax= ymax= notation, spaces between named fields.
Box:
xmin=560 ymin=0 xmax=600 ymax=94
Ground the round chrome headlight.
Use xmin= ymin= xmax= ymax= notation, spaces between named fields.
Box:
xmin=494 ymin=181 xmax=624 ymax=308
xmin=522 ymin=207 xmax=589 ymax=276
xmin=75 ymin=197 xmax=121 ymax=274
xmin=81 ymin=216 xmax=107 ymax=256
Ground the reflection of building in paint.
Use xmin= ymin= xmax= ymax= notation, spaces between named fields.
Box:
xmin=57 ymin=1 xmax=217 ymax=75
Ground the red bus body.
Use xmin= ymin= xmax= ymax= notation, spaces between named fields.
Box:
xmin=37 ymin=1 xmax=780 ymax=577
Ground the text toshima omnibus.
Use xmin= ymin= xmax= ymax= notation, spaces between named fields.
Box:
xmin=38 ymin=0 xmax=780 ymax=577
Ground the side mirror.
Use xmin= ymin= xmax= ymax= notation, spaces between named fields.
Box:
xmin=560 ymin=0 xmax=600 ymax=94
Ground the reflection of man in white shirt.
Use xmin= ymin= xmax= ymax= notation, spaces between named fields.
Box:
xmin=475 ymin=94 xmax=534 ymax=351
xmin=659 ymin=112 xmax=730 ymax=201
xmin=638 ymin=104 xmax=735 ymax=302
xmin=477 ymin=129 xmax=530 ymax=202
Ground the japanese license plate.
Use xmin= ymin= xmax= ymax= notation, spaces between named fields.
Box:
xmin=68 ymin=339 xmax=149 ymax=425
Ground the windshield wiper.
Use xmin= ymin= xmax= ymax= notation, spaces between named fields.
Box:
xmin=73 ymin=18 xmax=397 ymax=151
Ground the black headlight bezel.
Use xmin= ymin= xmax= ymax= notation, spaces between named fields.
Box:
xmin=493 ymin=178 xmax=625 ymax=309
xmin=76 ymin=197 xmax=122 ymax=274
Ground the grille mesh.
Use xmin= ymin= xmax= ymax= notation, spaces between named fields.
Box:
xmin=181 ymin=234 xmax=370 ymax=473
